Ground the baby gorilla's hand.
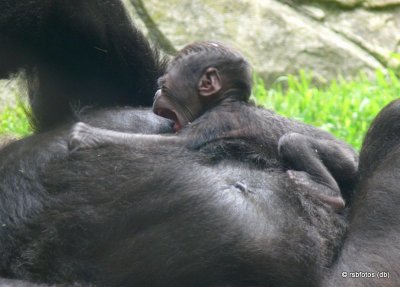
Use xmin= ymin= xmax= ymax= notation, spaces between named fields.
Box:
xmin=69 ymin=122 xmax=102 ymax=151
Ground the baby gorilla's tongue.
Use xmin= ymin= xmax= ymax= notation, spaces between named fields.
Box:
xmin=154 ymin=108 xmax=181 ymax=132
xmin=173 ymin=121 xmax=181 ymax=132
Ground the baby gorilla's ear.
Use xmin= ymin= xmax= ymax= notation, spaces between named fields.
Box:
xmin=198 ymin=67 xmax=222 ymax=97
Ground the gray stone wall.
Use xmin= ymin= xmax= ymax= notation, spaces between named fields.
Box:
xmin=0 ymin=80 xmax=19 ymax=113
xmin=126 ymin=0 xmax=400 ymax=86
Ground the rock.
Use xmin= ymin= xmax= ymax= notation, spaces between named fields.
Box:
xmin=364 ymin=0 xmax=400 ymax=8
xmin=0 ymin=79 xmax=26 ymax=113
xmin=317 ymin=0 xmax=363 ymax=7
xmin=324 ymin=7 xmax=400 ymax=70
xmin=125 ymin=0 xmax=400 ymax=86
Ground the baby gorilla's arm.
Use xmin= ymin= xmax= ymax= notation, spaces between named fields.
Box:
xmin=69 ymin=122 xmax=181 ymax=151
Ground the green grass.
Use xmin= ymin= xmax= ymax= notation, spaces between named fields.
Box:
xmin=253 ymin=70 xmax=400 ymax=150
xmin=0 ymin=103 xmax=31 ymax=137
xmin=1 ymin=70 xmax=400 ymax=150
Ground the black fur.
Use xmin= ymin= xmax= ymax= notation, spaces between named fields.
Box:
xmin=2 ymin=0 xmax=398 ymax=286
xmin=0 ymin=0 xmax=166 ymax=131
xmin=1 ymin=140 xmax=345 ymax=286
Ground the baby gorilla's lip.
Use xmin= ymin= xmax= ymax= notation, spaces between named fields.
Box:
xmin=154 ymin=108 xmax=181 ymax=132
xmin=154 ymin=107 xmax=177 ymax=122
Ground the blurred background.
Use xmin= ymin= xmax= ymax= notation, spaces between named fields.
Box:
xmin=125 ymin=0 xmax=400 ymax=84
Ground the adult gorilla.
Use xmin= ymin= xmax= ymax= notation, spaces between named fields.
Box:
xmin=1 ymin=1 xmax=395 ymax=286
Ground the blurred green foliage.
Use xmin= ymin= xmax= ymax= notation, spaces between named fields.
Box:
xmin=0 ymin=103 xmax=31 ymax=137
xmin=253 ymin=70 xmax=400 ymax=150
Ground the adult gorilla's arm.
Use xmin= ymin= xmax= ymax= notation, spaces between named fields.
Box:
xmin=0 ymin=0 xmax=165 ymax=132
xmin=0 ymin=1 xmax=171 ymax=285
xmin=323 ymin=100 xmax=400 ymax=286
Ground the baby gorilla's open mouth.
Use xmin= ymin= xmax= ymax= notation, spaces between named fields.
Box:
xmin=154 ymin=108 xmax=182 ymax=132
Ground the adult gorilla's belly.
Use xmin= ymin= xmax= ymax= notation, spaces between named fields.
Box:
xmin=5 ymin=141 xmax=346 ymax=287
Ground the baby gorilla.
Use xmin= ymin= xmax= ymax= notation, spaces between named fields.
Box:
xmin=69 ymin=41 xmax=358 ymax=209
